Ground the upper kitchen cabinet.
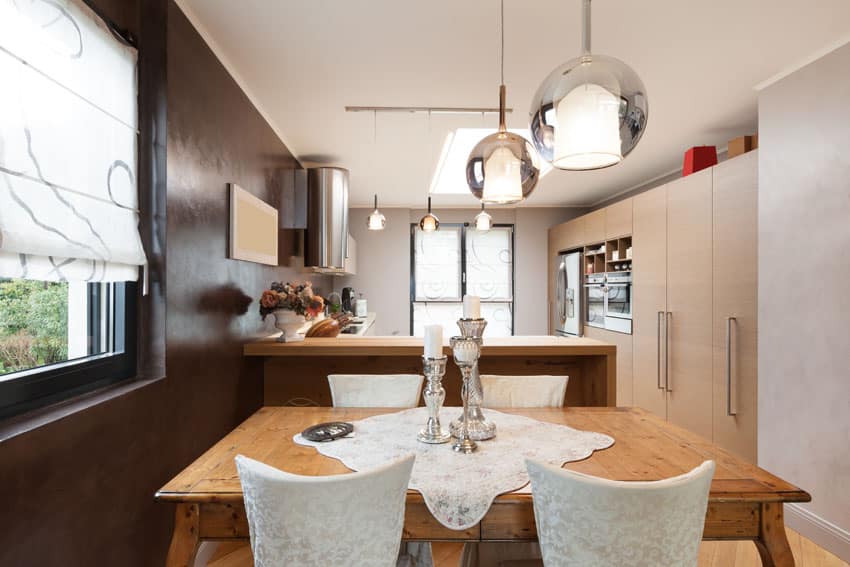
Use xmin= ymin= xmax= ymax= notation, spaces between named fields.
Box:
xmin=583 ymin=209 xmax=606 ymax=244
xmin=605 ymin=198 xmax=633 ymax=239
xmin=712 ymin=151 xmax=758 ymax=461
xmin=550 ymin=216 xmax=585 ymax=253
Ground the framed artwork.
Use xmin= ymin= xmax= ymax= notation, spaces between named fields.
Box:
xmin=228 ymin=183 xmax=278 ymax=265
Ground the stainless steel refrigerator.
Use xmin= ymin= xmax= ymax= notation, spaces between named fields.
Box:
xmin=554 ymin=251 xmax=582 ymax=337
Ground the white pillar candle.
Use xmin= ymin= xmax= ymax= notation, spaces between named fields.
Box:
xmin=462 ymin=295 xmax=481 ymax=319
xmin=424 ymin=325 xmax=443 ymax=358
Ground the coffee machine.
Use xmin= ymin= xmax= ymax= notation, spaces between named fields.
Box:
xmin=341 ymin=287 xmax=355 ymax=313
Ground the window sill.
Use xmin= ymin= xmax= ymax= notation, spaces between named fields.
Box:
xmin=0 ymin=374 xmax=164 ymax=443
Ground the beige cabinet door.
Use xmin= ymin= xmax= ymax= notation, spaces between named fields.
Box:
xmin=549 ymin=217 xmax=586 ymax=253
xmin=605 ymin=198 xmax=633 ymax=239
xmin=583 ymin=209 xmax=606 ymax=244
xmin=665 ymin=167 xmax=714 ymax=440
xmin=585 ymin=326 xmax=634 ymax=406
xmin=712 ymin=151 xmax=758 ymax=461
xmin=632 ymin=185 xmax=668 ymax=418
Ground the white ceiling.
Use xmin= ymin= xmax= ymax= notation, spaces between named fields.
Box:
xmin=176 ymin=0 xmax=850 ymax=208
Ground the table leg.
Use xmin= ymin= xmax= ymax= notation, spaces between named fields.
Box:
xmin=754 ymin=503 xmax=795 ymax=567
xmin=166 ymin=503 xmax=200 ymax=567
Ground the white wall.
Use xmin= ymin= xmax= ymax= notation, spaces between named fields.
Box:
xmin=758 ymin=42 xmax=850 ymax=559
xmin=340 ymin=207 xmax=585 ymax=336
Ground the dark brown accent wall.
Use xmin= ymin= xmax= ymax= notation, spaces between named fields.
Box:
xmin=0 ymin=1 xmax=324 ymax=564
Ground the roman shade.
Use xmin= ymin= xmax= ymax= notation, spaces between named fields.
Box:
xmin=0 ymin=0 xmax=146 ymax=282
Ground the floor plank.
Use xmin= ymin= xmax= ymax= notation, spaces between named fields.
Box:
xmin=207 ymin=529 xmax=849 ymax=567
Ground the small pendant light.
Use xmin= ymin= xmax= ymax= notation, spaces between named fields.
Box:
xmin=419 ymin=196 xmax=439 ymax=232
xmin=529 ymin=0 xmax=648 ymax=170
xmin=473 ymin=203 xmax=492 ymax=231
xmin=366 ymin=194 xmax=386 ymax=230
xmin=465 ymin=0 xmax=539 ymax=205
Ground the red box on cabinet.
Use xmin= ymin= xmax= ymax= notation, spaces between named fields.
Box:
xmin=682 ymin=146 xmax=718 ymax=176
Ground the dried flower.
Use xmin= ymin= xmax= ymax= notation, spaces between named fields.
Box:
xmin=260 ymin=290 xmax=280 ymax=309
xmin=259 ymin=281 xmax=324 ymax=320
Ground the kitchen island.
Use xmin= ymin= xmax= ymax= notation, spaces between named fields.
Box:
xmin=244 ymin=335 xmax=616 ymax=407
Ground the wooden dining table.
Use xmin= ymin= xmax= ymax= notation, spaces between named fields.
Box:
xmin=155 ymin=406 xmax=810 ymax=567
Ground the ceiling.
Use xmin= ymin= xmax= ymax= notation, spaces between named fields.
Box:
xmin=176 ymin=0 xmax=850 ymax=208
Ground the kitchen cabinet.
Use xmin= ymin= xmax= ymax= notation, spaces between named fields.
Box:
xmin=711 ymin=151 xmax=758 ymax=461
xmin=632 ymin=184 xmax=668 ymax=418
xmin=550 ymin=216 xmax=585 ymax=253
xmin=583 ymin=209 xmax=606 ymax=244
xmin=665 ymin=167 xmax=714 ymax=440
xmin=605 ymin=198 xmax=633 ymax=239
xmin=584 ymin=326 xmax=633 ymax=405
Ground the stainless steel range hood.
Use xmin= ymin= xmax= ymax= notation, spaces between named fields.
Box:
xmin=305 ymin=167 xmax=349 ymax=270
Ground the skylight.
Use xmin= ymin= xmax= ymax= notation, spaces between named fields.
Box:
xmin=429 ymin=128 xmax=552 ymax=196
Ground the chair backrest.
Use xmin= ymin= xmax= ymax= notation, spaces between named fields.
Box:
xmin=328 ymin=374 xmax=423 ymax=408
xmin=526 ymin=459 xmax=715 ymax=567
xmin=235 ymin=454 xmax=415 ymax=567
xmin=480 ymin=375 xmax=569 ymax=408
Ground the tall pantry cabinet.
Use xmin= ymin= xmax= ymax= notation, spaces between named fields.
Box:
xmin=632 ymin=153 xmax=757 ymax=461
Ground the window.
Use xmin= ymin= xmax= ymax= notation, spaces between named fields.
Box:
xmin=0 ymin=0 xmax=144 ymax=417
xmin=411 ymin=224 xmax=514 ymax=337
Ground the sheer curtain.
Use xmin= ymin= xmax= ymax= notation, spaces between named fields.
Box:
xmin=0 ymin=0 xmax=146 ymax=282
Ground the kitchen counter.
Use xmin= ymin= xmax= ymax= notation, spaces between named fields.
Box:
xmin=246 ymin=335 xmax=617 ymax=407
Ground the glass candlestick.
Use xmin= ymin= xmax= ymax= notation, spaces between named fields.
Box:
xmin=417 ymin=355 xmax=451 ymax=444
xmin=450 ymin=336 xmax=481 ymax=454
xmin=450 ymin=318 xmax=497 ymax=441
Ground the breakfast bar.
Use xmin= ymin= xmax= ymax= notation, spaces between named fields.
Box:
xmin=243 ymin=335 xmax=617 ymax=407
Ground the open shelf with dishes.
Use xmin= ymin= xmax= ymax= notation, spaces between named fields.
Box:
xmin=585 ymin=236 xmax=632 ymax=275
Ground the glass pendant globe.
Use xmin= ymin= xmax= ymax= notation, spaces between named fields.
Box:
xmin=466 ymin=131 xmax=540 ymax=205
xmin=419 ymin=213 xmax=439 ymax=232
xmin=474 ymin=208 xmax=492 ymax=231
xmin=366 ymin=209 xmax=386 ymax=230
xmin=529 ymin=54 xmax=648 ymax=171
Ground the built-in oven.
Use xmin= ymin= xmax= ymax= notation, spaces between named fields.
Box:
xmin=584 ymin=273 xmax=606 ymax=329
xmin=604 ymin=271 xmax=632 ymax=334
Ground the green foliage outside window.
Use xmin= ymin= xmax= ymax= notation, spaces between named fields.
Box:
xmin=0 ymin=279 xmax=69 ymax=374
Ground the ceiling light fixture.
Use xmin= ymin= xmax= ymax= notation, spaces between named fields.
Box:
xmin=419 ymin=196 xmax=440 ymax=232
xmin=529 ymin=0 xmax=648 ymax=170
xmin=473 ymin=203 xmax=492 ymax=231
xmin=366 ymin=194 xmax=386 ymax=230
xmin=465 ymin=0 xmax=540 ymax=205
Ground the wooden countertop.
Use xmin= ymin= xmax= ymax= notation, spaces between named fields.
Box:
xmin=243 ymin=335 xmax=616 ymax=357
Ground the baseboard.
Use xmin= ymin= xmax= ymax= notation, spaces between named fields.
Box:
xmin=785 ymin=503 xmax=850 ymax=562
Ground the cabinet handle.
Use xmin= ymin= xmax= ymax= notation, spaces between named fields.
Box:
xmin=656 ymin=311 xmax=664 ymax=389
xmin=726 ymin=316 xmax=737 ymax=416
xmin=665 ymin=312 xmax=672 ymax=392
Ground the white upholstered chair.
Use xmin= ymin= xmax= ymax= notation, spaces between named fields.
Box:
xmin=235 ymin=454 xmax=415 ymax=567
xmin=525 ymin=459 xmax=716 ymax=567
xmin=459 ymin=375 xmax=569 ymax=567
xmin=328 ymin=373 xmax=424 ymax=408
xmin=480 ymin=375 xmax=569 ymax=408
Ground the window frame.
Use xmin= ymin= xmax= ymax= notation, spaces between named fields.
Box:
xmin=0 ymin=281 xmax=137 ymax=419
xmin=409 ymin=222 xmax=516 ymax=335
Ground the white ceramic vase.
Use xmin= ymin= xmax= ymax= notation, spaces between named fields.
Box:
xmin=273 ymin=309 xmax=306 ymax=342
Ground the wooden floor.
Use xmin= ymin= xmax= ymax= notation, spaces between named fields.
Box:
xmin=207 ymin=529 xmax=848 ymax=566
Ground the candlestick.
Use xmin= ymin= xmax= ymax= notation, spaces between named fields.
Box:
xmin=450 ymin=317 xmax=496 ymax=441
xmin=417 ymin=355 xmax=451 ymax=444
xmin=424 ymin=324 xmax=442 ymax=358
xmin=450 ymin=336 xmax=481 ymax=454
xmin=462 ymin=295 xmax=481 ymax=319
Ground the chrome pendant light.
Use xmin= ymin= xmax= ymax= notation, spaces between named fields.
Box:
xmin=419 ymin=196 xmax=440 ymax=232
xmin=529 ymin=0 xmax=648 ymax=171
xmin=366 ymin=194 xmax=386 ymax=230
xmin=473 ymin=203 xmax=492 ymax=231
xmin=466 ymin=0 xmax=540 ymax=205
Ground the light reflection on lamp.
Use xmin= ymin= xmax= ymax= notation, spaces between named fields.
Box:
xmin=473 ymin=203 xmax=492 ymax=231
xmin=366 ymin=194 xmax=386 ymax=230
xmin=554 ymin=82 xmax=622 ymax=170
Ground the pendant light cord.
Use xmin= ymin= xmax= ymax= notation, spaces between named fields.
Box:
xmin=582 ymin=0 xmax=592 ymax=54
xmin=500 ymin=0 xmax=505 ymax=85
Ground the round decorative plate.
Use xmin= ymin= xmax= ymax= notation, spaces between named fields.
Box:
xmin=301 ymin=421 xmax=353 ymax=442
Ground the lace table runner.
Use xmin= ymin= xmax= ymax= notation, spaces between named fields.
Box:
xmin=294 ymin=407 xmax=614 ymax=530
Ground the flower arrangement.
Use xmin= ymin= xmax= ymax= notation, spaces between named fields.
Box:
xmin=259 ymin=281 xmax=324 ymax=320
